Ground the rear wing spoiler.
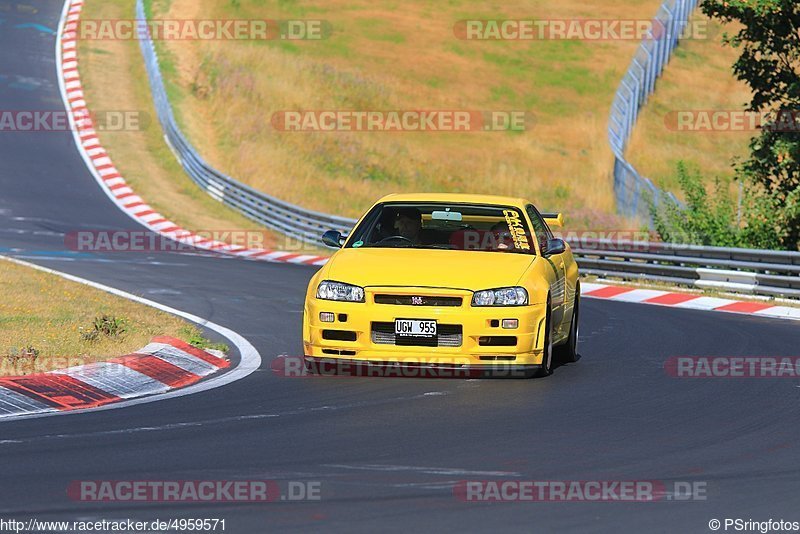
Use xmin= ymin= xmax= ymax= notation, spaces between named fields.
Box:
xmin=541 ymin=212 xmax=563 ymax=228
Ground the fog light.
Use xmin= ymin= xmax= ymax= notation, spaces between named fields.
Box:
xmin=319 ymin=312 xmax=335 ymax=323
xmin=502 ymin=319 xmax=518 ymax=329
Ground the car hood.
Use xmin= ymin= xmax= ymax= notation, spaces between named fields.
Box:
xmin=324 ymin=248 xmax=536 ymax=291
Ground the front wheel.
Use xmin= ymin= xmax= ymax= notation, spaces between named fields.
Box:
xmin=555 ymin=291 xmax=580 ymax=364
xmin=535 ymin=310 xmax=553 ymax=378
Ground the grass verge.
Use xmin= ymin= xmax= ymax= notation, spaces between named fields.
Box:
xmin=140 ymin=0 xmax=752 ymax=229
xmin=77 ymin=0 xmax=752 ymax=236
xmin=0 ymin=258 xmax=225 ymax=376
xmin=149 ymin=0 xmax=653 ymax=226
xmin=625 ymin=13 xmax=753 ymax=197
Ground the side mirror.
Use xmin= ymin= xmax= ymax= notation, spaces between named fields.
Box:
xmin=321 ymin=230 xmax=344 ymax=248
xmin=545 ymin=237 xmax=566 ymax=256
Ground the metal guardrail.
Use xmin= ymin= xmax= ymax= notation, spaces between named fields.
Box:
xmin=573 ymin=240 xmax=800 ymax=298
xmin=135 ymin=0 xmax=799 ymax=299
xmin=608 ymin=0 xmax=696 ymax=220
xmin=135 ymin=0 xmax=356 ymax=242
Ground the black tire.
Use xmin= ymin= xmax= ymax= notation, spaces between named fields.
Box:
xmin=555 ymin=291 xmax=580 ymax=364
xmin=536 ymin=307 xmax=553 ymax=378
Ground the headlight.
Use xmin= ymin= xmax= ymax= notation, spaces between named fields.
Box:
xmin=316 ymin=280 xmax=365 ymax=302
xmin=471 ymin=287 xmax=528 ymax=306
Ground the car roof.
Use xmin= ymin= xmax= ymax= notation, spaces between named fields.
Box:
xmin=374 ymin=193 xmax=529 ymax=208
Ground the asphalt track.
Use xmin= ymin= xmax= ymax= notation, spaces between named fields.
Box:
xmin=1 ymin=2 xmax=799 ymax=532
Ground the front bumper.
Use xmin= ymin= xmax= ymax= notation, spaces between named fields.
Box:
xmin=303 ymin=287 xmax=547 ymax=367
xmin=304 ymin=356 xmax=542 ymax=378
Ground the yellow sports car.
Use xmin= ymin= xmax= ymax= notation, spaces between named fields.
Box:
xmin=302 ymin=193 xmax=580 ymax=378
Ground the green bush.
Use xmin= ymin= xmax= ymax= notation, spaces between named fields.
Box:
xmin=650 ymin=162 xmax=800 ymax=250
xmin=80 ymin=315 xmax=126 ymax=342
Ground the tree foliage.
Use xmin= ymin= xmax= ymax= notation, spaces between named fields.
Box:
xmin=674 ymin=0 xmax=800 ymax=249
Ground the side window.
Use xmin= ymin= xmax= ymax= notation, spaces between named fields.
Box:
xmin=345 ymin=204 xmax=383 ymax=247
xmin=526 ymin=205 xmax=551 ymax=254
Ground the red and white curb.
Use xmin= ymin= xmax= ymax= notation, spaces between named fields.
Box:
xmin=0 ymin=337 xmax=229 ymax=418
xmin=56 ymin=0 xmax=327 ymax=267
xmin=581 ymin=282 xmax=800 ymax=322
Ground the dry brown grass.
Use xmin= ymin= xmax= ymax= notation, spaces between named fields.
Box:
xmin=80 ymin=0 xmax=750 ymax=236
xmin=0 ymin=258 xmax=198 ymax=376
xmin=149 ymin=0 xmax=670 ymax=227
xmin=625 ymin=13 xmax=753 ymax=195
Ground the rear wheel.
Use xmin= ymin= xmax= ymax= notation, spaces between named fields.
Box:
xmin=555 ymin=290 xmax=580 ymax=364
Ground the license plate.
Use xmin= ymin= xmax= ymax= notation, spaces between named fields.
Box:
xmin=395 ymin=319 xmax=437 ymax=338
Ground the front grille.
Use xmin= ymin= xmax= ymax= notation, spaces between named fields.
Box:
xmin=371 ymin=322 xmax=463 ymax=347
xmin=373 ymin=295 xmax=462 ymax=307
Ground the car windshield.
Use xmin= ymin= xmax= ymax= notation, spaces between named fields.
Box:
xmin=345 ymin=202 xmax=535 ymax=254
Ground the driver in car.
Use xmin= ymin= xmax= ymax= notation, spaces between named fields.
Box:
xmin=371 ymin=206 xmax=423 ymax=245
xmin=393 ymin=207 xmax=422 ymax=243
